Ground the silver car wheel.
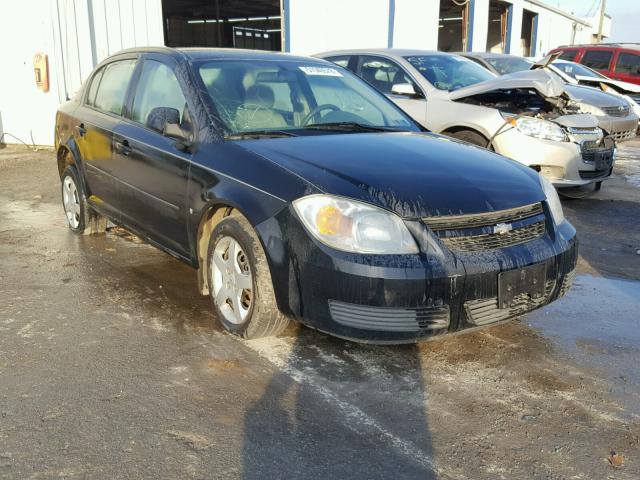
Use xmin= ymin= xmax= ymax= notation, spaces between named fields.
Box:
xmin=210 ymin=235 xmax=253 ymax=325
xmin=62 ymin=176 xmax=80 ymax=229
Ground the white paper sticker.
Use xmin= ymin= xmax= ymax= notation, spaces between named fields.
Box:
xmin=299 ymin=66 xmax=343 ymax=77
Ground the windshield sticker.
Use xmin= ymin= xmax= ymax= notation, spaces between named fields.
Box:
xmin=299 ymin=66 xmax=343 ymax=77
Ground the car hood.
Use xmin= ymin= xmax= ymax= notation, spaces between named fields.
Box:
xmin=449 ymin=69 xmax=566 ymax=100
xmin=563 ymin=84 xmax=628 ymax=107
xmin=236 ymin=132 xmax=544 ymax=218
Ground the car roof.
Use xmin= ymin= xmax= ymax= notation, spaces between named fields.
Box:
xmin=555 ymin=43 xmax=640 ymax=51
xmin=107 ymin=46 xmax=328 ymax=64
xmin=458 ymin=52 xmax=516 ymax=59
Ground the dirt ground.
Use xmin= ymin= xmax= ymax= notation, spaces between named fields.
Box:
xmin=1 ymin=140 xmax=639 ymax=479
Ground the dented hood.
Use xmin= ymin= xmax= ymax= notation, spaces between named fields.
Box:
xmin=236 ymin=132 xmax=544 ymax=218
xmin=449 ymin=69 xmax=566 ymax=100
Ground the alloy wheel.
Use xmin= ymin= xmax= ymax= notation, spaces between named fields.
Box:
xmin=62 ymin=176 xmax=81 ymax=229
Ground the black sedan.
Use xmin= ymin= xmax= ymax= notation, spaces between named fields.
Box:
xmin=54 ymin=47 xmax=577 ymax=343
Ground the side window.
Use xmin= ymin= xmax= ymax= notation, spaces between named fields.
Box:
xmin=131 ymin=60 xmax=188 ymax=126
xmin=93 ymin=60 xmax=137 ymax=115
xmin=615 ymin=52 xmax=640 ymax=76
xmin=85 ymin=68 xmax=104 ymax=106
xmin=326 ymin=55 xmax=352 ymax=70
xmin=581 ymin=50 xmax=613 ymax=71
xmin=558 ymin=49 xmax=578 ymax=61
xmin=359 ymin=56 xmax=416 ymax=95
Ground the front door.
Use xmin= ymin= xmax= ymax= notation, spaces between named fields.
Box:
xmin=111 ymin=56 xmax=194 ymax=258
xmin=357 ymin=55 xmax=428 ymax=126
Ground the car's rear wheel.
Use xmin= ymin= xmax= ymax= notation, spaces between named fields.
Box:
xmin=61 ymin=165 xmax=106 ymax=234
xmin=207 ymin=214 xmax=289 ymax=339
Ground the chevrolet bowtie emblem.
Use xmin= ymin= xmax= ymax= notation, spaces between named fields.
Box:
xmin=493 ymin=223 xmax=513 ymax=235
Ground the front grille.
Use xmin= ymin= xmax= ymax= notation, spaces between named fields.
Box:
xmin=465 ymin=281 xmax=554 ymax=326
xmin=579 ymin=168 xmax=612 ymax=179
xmin=423 ymin=203 xmax=546 ymax=253
xmin=328 ymin=300 xmax=450 ymax=332
xmin=601 ymin=105 xmax=630 ymax=117
xmin=610 ymin=129 xmax=636 ymax=143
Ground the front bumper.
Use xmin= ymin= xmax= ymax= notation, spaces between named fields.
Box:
xmin=257 ymin=209 xmax=578 ymax=344
xmin=492 ymin=128 xmax=615 ymax=188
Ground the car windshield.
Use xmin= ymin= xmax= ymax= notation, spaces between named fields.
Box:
xmin=551 ymin=60 xmax=607 ymax=80
xmin=195 ymin=60 xmax=417 ymax=136
xmin=485 ymin=56 xmax=532 ymax=75
xmin=404 ymin=54 xmax=495 ymax=91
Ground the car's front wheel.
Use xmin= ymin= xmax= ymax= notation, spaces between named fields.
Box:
xmin=60 ymin=165 xmax=106 ymax=235
xmin=207 ymin=214 xmax=289 ymax=339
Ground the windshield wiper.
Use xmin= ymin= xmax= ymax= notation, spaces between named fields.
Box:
xmin=303 ymin=122 xmax=406 ymax=133
xmin=226 ymin=130 xmax=297 ymax=140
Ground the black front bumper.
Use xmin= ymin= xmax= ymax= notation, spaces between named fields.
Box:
xmin=256 ymin=209 xmax=578 ymax=344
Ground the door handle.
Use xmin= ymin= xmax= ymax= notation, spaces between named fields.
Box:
xmin=114 ymin=138 xmax=132 ymax=156
xmin=76 ymin=123 xmax=86 ymax=137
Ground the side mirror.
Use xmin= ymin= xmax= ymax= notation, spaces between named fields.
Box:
xmin=147 ymin=106 xmax=192 ymax=151
xmin=391 ymin=83 xmax=420 ymax=97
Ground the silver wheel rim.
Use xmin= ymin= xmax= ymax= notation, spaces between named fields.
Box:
xmin=210 ymin=236 xmax=253 ymax=325
xmin=62 ymin=176 xmax=80 ymax=229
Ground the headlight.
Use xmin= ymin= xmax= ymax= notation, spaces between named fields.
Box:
xmin=293 ymin=194 xmax=419 ymax=254
xmin=539 ymin=174 xmax=565 ymax=226
xmin=508 ymin=116 xmax=568 ymax=142
xmin=578 ymin=103 xmax=606 ymax=116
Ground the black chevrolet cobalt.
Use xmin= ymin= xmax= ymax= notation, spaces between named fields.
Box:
xmin=54 ymin=47 xmax=577 ymax=343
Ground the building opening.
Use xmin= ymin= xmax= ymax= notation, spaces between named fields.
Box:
xmin=486 ymin=0 xmax=510 ymax=53
xmin=437 ymin=0 xmax=470 ymax=52
xmin=520 ymin=9 xmax=537 ymax=57
xmin=162 ymin=0 xmax=282 ymax=51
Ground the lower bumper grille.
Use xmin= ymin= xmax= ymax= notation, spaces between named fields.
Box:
xmin=423 ymin=203 xmax=546 ymax=253
xmin=328 ymin=300 xmax=450 ymax=332
xmin=610 ymin=129 xmax=636 ymax=143
xmin=464 ymin=281 xmax=554 ymax=326
xmin=579 ymin=168 xmax=612 ymax=179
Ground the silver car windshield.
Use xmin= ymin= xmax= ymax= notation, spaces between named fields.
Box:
xmin=485 ymin=56 xmax=532 ymax=75
xmin=552 ymin=61 xmax=607 ymax=80
xmin=196 ymin=60 xmax=417 ymax=135
xmin=405 ymin=55 xmax=495 ymax=91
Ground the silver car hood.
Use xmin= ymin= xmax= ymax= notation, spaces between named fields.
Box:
xmin=449 ymin=69 xmax=566 ymax=100
xmin=563 ymin=84 xmax=628 ymax=107
xmin=551 ymin=113 xmax=599 ymax=129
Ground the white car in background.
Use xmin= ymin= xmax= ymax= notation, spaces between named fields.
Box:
xmin=316 ymin=49 xmax=616 ymax=193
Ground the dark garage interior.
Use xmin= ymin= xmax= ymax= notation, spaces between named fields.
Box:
xmin=162 ymin=0 xmax=282 ymax=51
xmin=437 ymin=0 xmax=469 ymax=52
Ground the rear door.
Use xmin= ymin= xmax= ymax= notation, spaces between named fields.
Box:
xmin=356 ymin=55 xmax=427 ymax=125
xmin=110 ymin=54 xmax=195 ymax=258
xmin=75 ymin=57 xmax=137 ymax=219
xmin=612 ymin=50 xmax=640 ymax=85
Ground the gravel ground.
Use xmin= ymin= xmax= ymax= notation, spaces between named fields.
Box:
xmin=0 ymin=140 xmax=639 ymax=479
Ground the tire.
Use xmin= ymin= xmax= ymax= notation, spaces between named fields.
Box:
xmin=60 ymin=165 xmax=106 ymax=235
xmin=449 ymin=130 xmax=490 ymax=149
xmin=207 ymin=214 xmax=289 ymax=339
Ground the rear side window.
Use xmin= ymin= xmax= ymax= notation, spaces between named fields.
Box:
xmin=558 ymin=49 xmax=578 ymax=61
xmin=615 ymin=52 xmax=640 ymax=75
xmin=326 ymin=55 xmax=352 ymax=70
xmin=131 ymin=60 xmax=187 ymax=126
xmin=85 ymin=69 xmax=104 ymax=106
xmin=581 ymin=50 xmax=613 ymax=70
xmin=93 ymin=60 xmax=137 ymax=115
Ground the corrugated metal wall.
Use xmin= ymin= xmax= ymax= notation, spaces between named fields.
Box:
xmin=51 ymin=0 xmax=164 ymax=101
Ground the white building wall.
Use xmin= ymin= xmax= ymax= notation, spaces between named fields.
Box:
xmin=287 ymin=0 xmax=390 ymax=55
xmin=0 ymin=0 xmax=163 ymax=146
xmin=391 ymin=0 xmax=439 ymax=50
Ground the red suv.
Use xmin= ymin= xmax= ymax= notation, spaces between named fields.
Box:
xmin=549 ymin=44 xmax=640 ymax=86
